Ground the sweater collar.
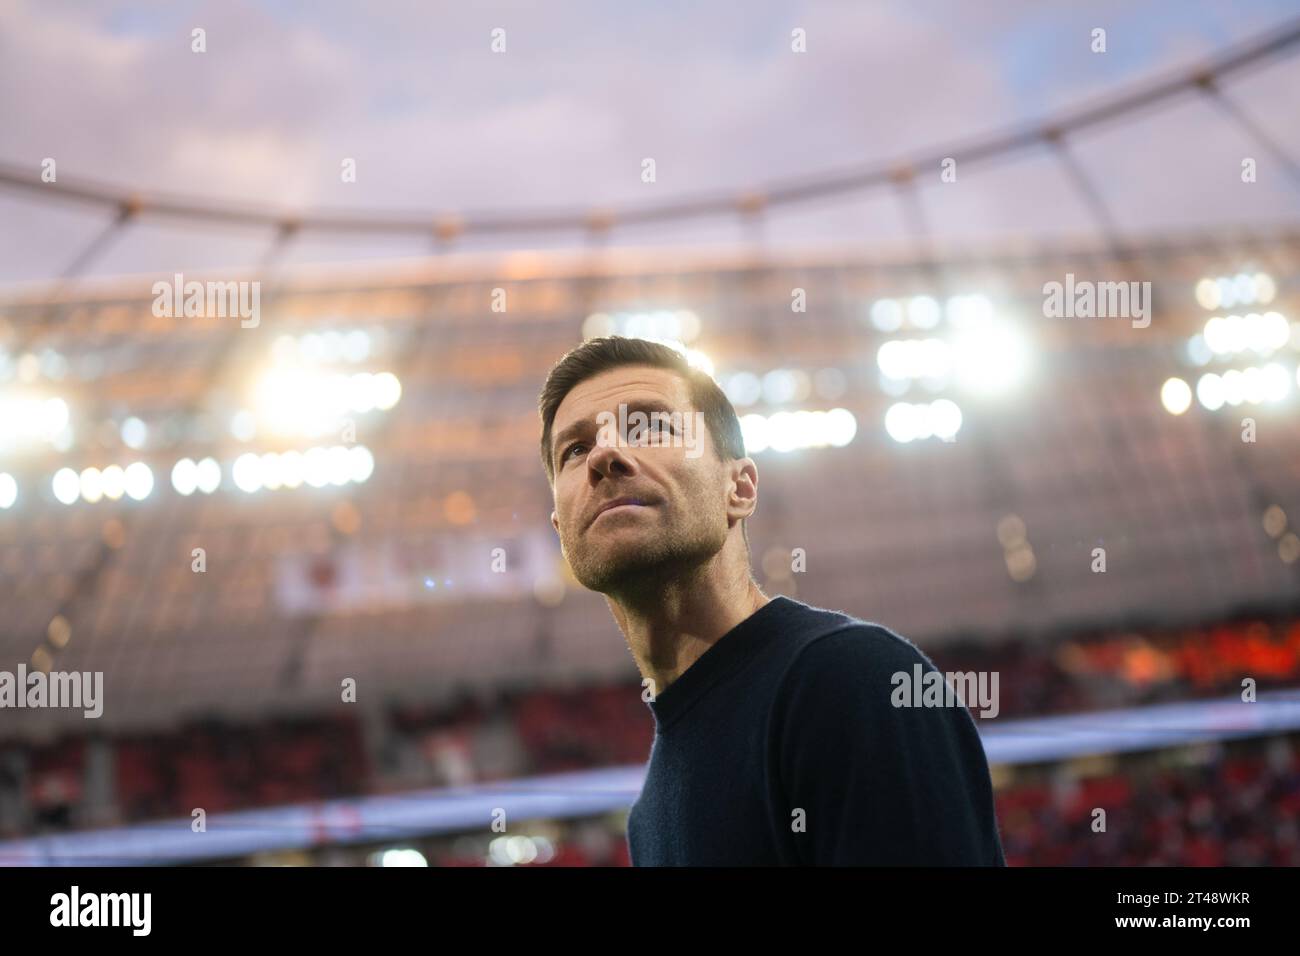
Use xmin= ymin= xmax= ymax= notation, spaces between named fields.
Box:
xmin=645 ymin=595 xmax=797 ymax=731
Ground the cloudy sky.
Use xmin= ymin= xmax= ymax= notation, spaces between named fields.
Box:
xmin=1 ymin=0 xmax=1298 ymax=283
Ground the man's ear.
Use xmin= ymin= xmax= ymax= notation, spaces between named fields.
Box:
xmin=551 ymin=510 xmax=560 ymax=536
xmin=728 ymin=457 xmax=759 ymax=522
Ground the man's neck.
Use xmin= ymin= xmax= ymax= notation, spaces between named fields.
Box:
xmin=607 ymin=567 xmax=771 ymax=699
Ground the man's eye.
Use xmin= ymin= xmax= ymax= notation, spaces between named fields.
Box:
xmin=563 ymin=443 xmax=586 ymax=462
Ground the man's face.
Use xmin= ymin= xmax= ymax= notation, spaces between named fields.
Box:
xmin=548 ymin=365 xmax=739 ymax=595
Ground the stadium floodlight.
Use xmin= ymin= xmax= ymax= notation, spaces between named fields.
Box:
xmin=739 ymin=413 xmax=769 ymax=453
xmin=52 ymin=468 xmax=80 ymax=505
xmin=375 ymin=848 xmax=428 ymax=867
xmin=260 ymin=453 xmax=284 ymax=490
xmin=195 ymin=457 xmax=222 ymax=494
xmin=79 ymin=467 xmax=103 ymax=503
xmin=1221 ymin=369 xmax=1244 ymax=406
xmin=1161 ymin=377 xmax=1192 ymax=415
xmin=908 ymin=296 xmax=941 ymax=329
xmin=348 ymin=446 xmax=375 ymax=483
xmin=303 ymin=447 xmax=331 ymax=488
xmin=869 ymin=299 xmax=903 ymax=332
xmin=1216 ymin=277 xmax=1236 ymax=309
xmin=121 ymin=417 xmax=148 ymax=450
xmin=373 ymin=372 xmax=402 ymax=411
xmin=0 ymin=473 xmax=16 ymax=509
xmin=825 ymin=408 xmax=857 ymax=447
xmin=927 ymin=399 xmax=963 ymax=441
xmin=172 ymin=459 xmax=198 ymax=496
xmin=277 ymin=451 xmax=304 ymax=489
xmin=762 ymin=369 xmax=800 ymax=404
xmin=230 ymin=410 xmax=256 ymax=442
xmin=232 ymin=453 xmax=264 ymax=493
xmin=723 ymin=371 xmax=762 ymax=407
xmin=326 ymin=446 xmax=351 ymax=486
xmin=124 ymin=462 xmax=154 ymax=501
xmin=1262 ymin=363 xmax=1292 ymax=403
xmin=1254 ymin=273 xmax=1276 ymax=305
xmin=945 ymin=294 xmax=993 ymax=328
xmin=1195 ymin=278 xmax=1220 ymax=311
xmin=885 ymin=402 xmax=921 ymax=443
xmin=100 ymin=464 xmax=126 ymax=501
xmin=1196 ymin=373 xmax=1225 ymax=411
xmin=951 ymin=322 xmax=1030 ymax=396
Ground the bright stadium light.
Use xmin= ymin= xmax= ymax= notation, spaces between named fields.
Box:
xmin=195 ymin=457 xmax=222 ymax=494
xmin=825 ymin=408 xmax=857 ymax=447
xmin=120 ymin=416 xmax=148 ymax=450
xmin=945 ymin=294 xmax=993 ymax=328
xmin=762 ymin=369 xmax=803 ymax=404
xmin=376 ymin=848 xmax=428 ymax=868
xmin=1185 ymin=334 xmax=1213 ymax=366
xmin=740 ymin=413 xmax=769 ymax=453
xmin=79 ymin=467 xmax=103 ymax=503
xmin=1221 ymin=369 xmax=1244 ymax=406
xmin=1160 ymin=377 xmax=1192 ymax=415
xmin=766 ymin=411 xmax=802 ymax=453
xmin=255 ymin=367 xmax=402 ymax=437
xmin=0 ymin=473 xmax=16 ymax=509
xmin=172 ymin=458 xmax=198 ymax=496
xmin=885 ymin=402 xmax=921 ymax=443
xmin=342 ymin=330 xmax=371 ymax=363
xmin=927 ymin=399 xmax=963 ymax=440
xmin=124 ymin=462 xmax=153 ymax=501
xmin=326 ymin=446 xmax=351 ymax=486
xmin=303 ymin=447 xmax=330 ymax=488
xmin=723 ymin=372 xmax=762 ymax=407
xmin=347 ymin=373 xmax=376 ymax=413
xmin=230 ymin=410 xmax=257 ymax=442
xmin=1195 ymin=277 xmax=1220 ymax=311
xmin=260 ymin=452 xmax=284 ymax=490
xmin=232 ymin=453 xmax=264 ymax=493
xmin=100 ymin=464 xmax=126 ymax=501
xmin=869 ymin=299 xmax=903 ymax=332
xmin=951 ymin=322 xmax=1030 ymax=395
xmin=1262 ymin=312 xmax=1290 ymax=352
xmin=592 ymin=309 xmax=701 ymax=344
xmin=372 ymin=371 xmax=402 ymax=410
xmin=1196 ymin=371 xmax=1223 ymax=408
xmin=1216 ymin=277 xmax=1236 ymax=309
xmin=1254 ymin=273 xmax=1276 ymax=305
xmin=53 ymin=468 xmax=80 ymax=505
xmin=0 ymin=395 xmax=70 ymax=451
xmin=1233 ymin=273 xmax=1255 ymax=305
xmin=908 ymin=296 xmax=941 ymax=329
xmin=348 ymin=446 xmax=375 ymax=483
xmin=277 ymin=450 xmax=304 ymax=489
xmin=1261 ymin=363 xmax=1291 ymax=403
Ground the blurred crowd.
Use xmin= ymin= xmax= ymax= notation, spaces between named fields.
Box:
xmin=3 ymin=609 xmax=1299 ymax=865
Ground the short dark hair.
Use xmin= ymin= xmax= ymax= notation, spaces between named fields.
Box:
xmin=538 ymin=335 xmax=750 ymax=547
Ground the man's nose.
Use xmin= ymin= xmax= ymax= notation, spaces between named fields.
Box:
xmin=587 ymin=439 xmax=635 ymax=479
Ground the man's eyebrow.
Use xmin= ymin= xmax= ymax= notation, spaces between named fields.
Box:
xmin=551 ymin=399 xmax=684 ymax=463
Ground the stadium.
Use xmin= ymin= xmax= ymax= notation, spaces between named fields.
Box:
xmin=0 ymin=2 xmax=1298 ymax=881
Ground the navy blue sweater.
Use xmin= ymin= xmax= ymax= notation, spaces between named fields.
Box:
xmin=626 ymin=595 xmax=1006 ymax=865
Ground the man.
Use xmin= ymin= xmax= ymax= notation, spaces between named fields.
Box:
xmin=537 ymin=335 xmax=1005 ymax=866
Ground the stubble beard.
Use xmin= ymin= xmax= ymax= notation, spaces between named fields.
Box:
xmin=563 ymin=504 xmax=727 ymax=599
